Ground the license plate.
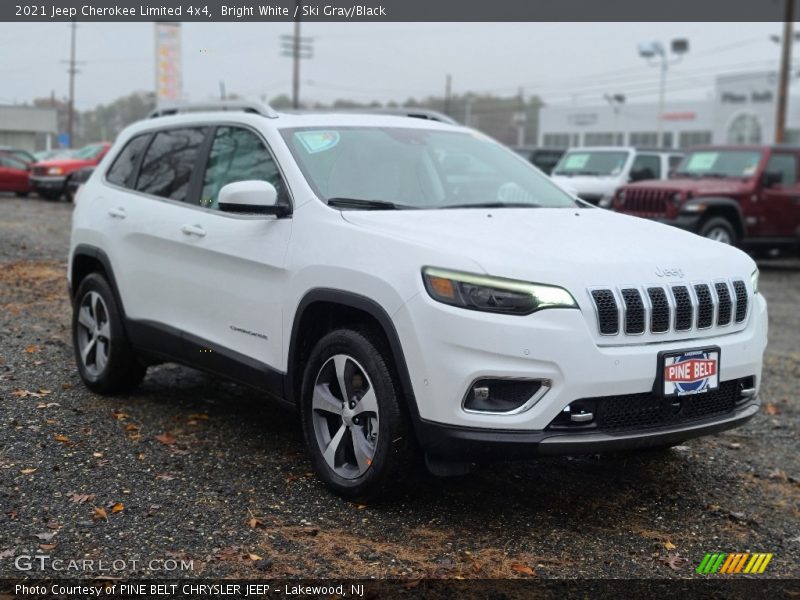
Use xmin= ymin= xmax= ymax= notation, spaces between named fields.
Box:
xmin=659 ymin=347 xmax=720 ymax=397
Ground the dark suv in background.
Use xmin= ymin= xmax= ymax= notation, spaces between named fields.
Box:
xmin=511 ymin=146 xmax=565 ymax=175
xmin=612 ymin=145 xmax=800 ymax=252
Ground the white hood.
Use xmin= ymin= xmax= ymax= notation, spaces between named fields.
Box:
xmin=341 ymin=207 xmax=756 ymax=289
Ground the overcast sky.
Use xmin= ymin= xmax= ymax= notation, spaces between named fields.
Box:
xmin=0 ymin=21 xmax=793 ymax=110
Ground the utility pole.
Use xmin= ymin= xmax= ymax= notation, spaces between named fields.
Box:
xmin=775 ymin=0 xmax=795 ymax=143
xmin=280 ymin=4 xmax=313 ymax=109
xmin=444 ymin=74 xmax=452 ymax=117
xmin=65 ymin=22 xmax=78 ymax=148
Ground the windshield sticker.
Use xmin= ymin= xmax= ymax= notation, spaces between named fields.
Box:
xmin=295 ymin=131 xmax=340 ymax=154
xmin=686 ymin=152 xmax=718 ymax=171
xmin=563 ymin=153 xmax=589 ymax=169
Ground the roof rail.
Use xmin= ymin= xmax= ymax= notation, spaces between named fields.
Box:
xmin=147 ymin=100 xmax=279 ymax=119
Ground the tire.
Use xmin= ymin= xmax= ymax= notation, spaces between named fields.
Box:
xmin=699 ymin=217 xmax=737 ymax=245
xmin=64 ymin=181 xmax=75 ymax=203
xmin=72 ymin=273 xmax=145 ymax=394
xmin=300 ymin=328 xmax=417 ymax=501
xmin=15 ymin=191 xmax=29 ymax=198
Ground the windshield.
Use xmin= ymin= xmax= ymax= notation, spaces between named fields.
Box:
xmin=280 ymin=127 xmax=577 ymax=209
xmin=74 ymin=144 xmax=105 ymax=160
xmin=552 ymin=150 xmax=630 ymax=177
xmin=674 ymin=150 xmax=762 ymax=178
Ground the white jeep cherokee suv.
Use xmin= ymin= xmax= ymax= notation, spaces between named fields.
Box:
xmin=68 ymin=102 xmax=767 ymax=499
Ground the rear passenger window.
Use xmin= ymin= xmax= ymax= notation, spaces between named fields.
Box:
xmin=135 ymin=128 xmax=208 ymax=201
xmin=106 ymin=134 xmax=150 ymax=189
xmin=199 ymin=127 xmax=288 ymax=210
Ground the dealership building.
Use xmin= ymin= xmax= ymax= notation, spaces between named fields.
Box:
xmin=0 ymin=105 xmax=58 ymax=152
xmin=537 ymin=71 xmax=800 ymax=150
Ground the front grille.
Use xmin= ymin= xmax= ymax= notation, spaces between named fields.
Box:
xmin=621 ymin=288 xmax=645 ymax=334
xmin=621 ymin=188 xmax=671 ymax=216
xmin=694 ymin=284 xmax=713 ymax=329
xmin=590 ymin=289 xmax=619 ymax=335
xmin=593 ymin=380 xmax=740 ymax=431
xmin=589 ymin=278 xmax=748 ymax=337
xmin=32 ymin=166 xmax=47 ymax=177
xmin=647 ymin=287 xmax=670 ymax=333
xmin=733 ymin=280 xmax=748 ymax=323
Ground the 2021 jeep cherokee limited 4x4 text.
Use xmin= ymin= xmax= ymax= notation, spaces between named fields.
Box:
xmin=612 ymin=145 xmax=800 ymax=252
xmin=68 ymin=102 xmax=768 ymax=499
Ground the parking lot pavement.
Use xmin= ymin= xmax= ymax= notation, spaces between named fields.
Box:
xmin=0 ymin=193 xmax=798 ymax=579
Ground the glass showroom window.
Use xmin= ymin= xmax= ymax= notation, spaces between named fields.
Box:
xmin=727 ymin=113 xmax=762 ymax=144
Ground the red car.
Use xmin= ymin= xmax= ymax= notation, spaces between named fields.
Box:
xmin=0 ymin=154 xmax=31 ymax=197
xmin=611 ymin=145 xmax=800 ymax=252
xmin=30 ymin=142 xmax=110 ymax=201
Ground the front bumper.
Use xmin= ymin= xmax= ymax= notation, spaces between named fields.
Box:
xmin=416 ymin=400 xmax=759 ymax=460
xmin=30 ymin=176 xmax=67 ymax=191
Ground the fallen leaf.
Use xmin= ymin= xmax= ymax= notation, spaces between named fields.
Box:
xmin=12 ymin=389 xmax=48 ymax=398
xmin=112 ymin=412 xmax=129 ymax=421
xmin=510 ymin=562 xmax=537 ymax=576
xmin=94 ymin=507 xmax=108 ymax=520
xmin=34 ymin=532 xmax=56 ymax=542
xmin=69 ymin=493 xmax=94 ymax=504
xmin=247 ymin=553 xmax=262 ymax=561
xmin=765 ymin=403 xmax=779 ymax=416
xmin=25 ymin=345 xmax=39 ymax=353
xmin=111 ymin=503 xmax=124 ymax=513
xmin=154 ymin=432 xmax=176 ymax=445
xmin=664 ymin=541 xmax=676 ymax=551
xmin=61 ymin=383 xmax=73 ymax=390
xmin=187 ymin=413 xmax=209 ymax=421
xmin=768 ymin=469 xmax=788 ymax=481
xmin=355 ymin=504 xmax=368 ymax=510
xmin=39 ymin=544 xmax=56 ymax=551
xmin=658 ymin=553 xmax=688 ymax=571
xmin=93 ymin=452 xmax=103 ymax=458
xmin=727 ymin=442 xmax=742 ymax=450
xmin=155 ymin=473 xmax=175 ymax=481
xmin=54 ymin=435 xmax=69 ymax=443
xmin=20 ymin=468 xmax=37 ymax=475
xmin=36 ymin=402 xmax=60 ymax=409
xmin=248 ymin=518 xmax=265 ymax=529
xmin=125 ymin=424 xmax=139 ymax=432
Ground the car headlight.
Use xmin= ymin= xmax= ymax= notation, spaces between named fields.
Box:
xmin=47 ymin=167 xmax=63 ymax=176
xmin=751 ymin=268 xmax=759 ymax=295
xmin=422 ymin=267 xmax=577 ymax=315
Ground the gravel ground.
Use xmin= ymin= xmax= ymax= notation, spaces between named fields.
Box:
xmin=0 ymin=193 xmax=798 ymax=580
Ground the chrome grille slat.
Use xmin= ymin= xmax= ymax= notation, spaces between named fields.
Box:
xmin=589 ymin=278 xmax=749 ymax=337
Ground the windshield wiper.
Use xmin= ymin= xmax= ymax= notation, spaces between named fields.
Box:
xmin=442 ymin=202 xmax=541 ymax=209
xmin=326 ymin=197 xmax=414 ymax=210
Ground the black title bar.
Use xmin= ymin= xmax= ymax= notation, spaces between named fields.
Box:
xmin=2 ymin=0 xmax=798 ymax=22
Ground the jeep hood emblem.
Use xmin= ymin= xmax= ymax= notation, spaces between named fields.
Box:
xmin=655 ymin=267 xmax=685 ymax=278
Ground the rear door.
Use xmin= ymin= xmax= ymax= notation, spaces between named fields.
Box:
xmin=759 ymin=151 xmax=800 ymax=239
xmin=0 ymin=155 xmax=29 ymax=191
xmin=171 ymin=125 xmax=293 ymax=373
xmin=102 ymin=126 xmax=210 ymax=350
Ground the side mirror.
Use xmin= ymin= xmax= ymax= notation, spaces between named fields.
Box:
xmin=761 ymin=171 xmax=782 ymax=188
xmin=217 ymin=180 xmax=289 ymax=216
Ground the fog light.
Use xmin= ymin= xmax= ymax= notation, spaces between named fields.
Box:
xmin=463 ymin=379 xmax=549 ymax=414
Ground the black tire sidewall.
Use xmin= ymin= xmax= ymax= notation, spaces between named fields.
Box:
xmin=300 ymin=329 xmax=409 ymax=499
xmin=72 ymin=274 xmax=140 ymax=393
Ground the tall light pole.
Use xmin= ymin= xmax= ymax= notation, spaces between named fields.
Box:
xmin=604 ymin=93 xmax=625 ymax=145
xmin=638 ymin=38 xmax=689 ymax=147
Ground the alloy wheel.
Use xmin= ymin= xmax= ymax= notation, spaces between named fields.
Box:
xmin=705 ymin=227 xmax=732 ymax=244
xmin=76 ymin=291 xmax=111 ymax=378
xmin=311 ymin=354 xmax=379 ymax=479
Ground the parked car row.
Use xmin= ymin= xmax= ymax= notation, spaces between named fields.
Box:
xmin=0 ymin=142 xmax=109 ymax=201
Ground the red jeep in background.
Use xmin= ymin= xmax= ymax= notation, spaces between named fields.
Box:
xmin=612 ymin=145 xmax=800 ymax=253
xmin=29 ymin=142 xmax=110 ymax=201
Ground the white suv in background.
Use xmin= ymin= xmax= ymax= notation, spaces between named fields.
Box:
xmin=551 ymin=146 xmax=683 ymax=207
xmin=69 ymin=102 xmax=767 ymax=500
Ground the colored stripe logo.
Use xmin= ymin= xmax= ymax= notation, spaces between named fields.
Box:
xmin=696 ymin=553 xmax=773 ymax=574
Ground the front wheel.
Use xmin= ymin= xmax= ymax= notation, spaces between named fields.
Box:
xmin=699 ymin=217 xmax=737 ymax=245
xmin=300 ymin=328 xmax=417 ymax=501
xmin=72 ymin=274 xmax=145 ymax=394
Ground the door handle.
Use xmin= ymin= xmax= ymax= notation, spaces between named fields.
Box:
xmin=180 ymin=224 xmax=206 ymax=238
xmin=107 ymin=207 xmax=126 ymax=219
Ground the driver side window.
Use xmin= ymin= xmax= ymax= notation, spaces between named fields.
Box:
xmin=765 ymin=153 xmax=797 ymax=186
xmin=200 ymin=127 xmax=288 ymax=210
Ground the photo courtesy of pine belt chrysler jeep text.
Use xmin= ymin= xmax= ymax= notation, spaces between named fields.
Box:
xmin=68 ymin=101 xmax=768 ymax=500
